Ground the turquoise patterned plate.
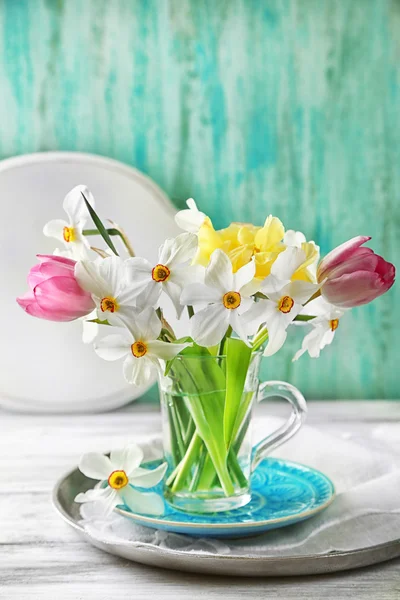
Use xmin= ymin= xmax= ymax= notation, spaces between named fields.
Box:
xmin=115 ymin=458 xmax=335 ymax=538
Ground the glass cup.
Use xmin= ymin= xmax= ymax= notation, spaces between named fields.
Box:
xmin=159 ymin=351 xmax=307 ymax=514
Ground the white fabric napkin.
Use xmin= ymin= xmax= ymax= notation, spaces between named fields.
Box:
xmin=80 ymin=417 xmax=400 ymax=557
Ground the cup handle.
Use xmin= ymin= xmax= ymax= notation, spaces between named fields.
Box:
xmin=251 ymin=380 xmax=307 ymax=471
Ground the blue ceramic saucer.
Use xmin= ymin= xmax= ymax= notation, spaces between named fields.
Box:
xmin=115 ymin=458 xmax=335 ymax=538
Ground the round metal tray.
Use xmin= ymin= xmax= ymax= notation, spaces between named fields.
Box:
xmin=53 ymin=466 xmax=400 ymax=577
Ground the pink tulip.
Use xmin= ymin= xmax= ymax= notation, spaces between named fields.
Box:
xmin=17 ymin=255 xmax=95 ymax=321
xmin=318 ymin=236 xmax=395 ymax=308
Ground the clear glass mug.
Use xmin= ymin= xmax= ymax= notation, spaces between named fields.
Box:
xmin=159 ymin=351 xmax=307 ymax=513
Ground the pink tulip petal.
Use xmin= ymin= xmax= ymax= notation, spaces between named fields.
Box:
xmin=318 ymin=236 xmax=371 ymax=280
xmin=37 ymin=254 xmax=76 ymax=267
xmin=322 ymin=269 xmax=395 ymax=308
xmin=34 ymin=276 xmax=95 ymax=321
xmin=327 ymin=251 xmax=378 ymax=280
xmin=16 ymin=292 xmax=49 ymax=319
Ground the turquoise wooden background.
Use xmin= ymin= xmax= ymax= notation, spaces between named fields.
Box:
xmin=1 ymin=0 xmax=398 ymax=398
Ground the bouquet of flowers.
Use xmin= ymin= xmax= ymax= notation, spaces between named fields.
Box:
xmin=17 ymin=186 xmax=395 ymax=514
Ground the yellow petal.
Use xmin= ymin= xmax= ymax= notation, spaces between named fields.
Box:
xmin=193 ymin=217 xmax=223 ymax=266
xmin=254 ymin=215 xmax=285 ymax=252
xmin=292 ymin=242 xmax=320 ymax=282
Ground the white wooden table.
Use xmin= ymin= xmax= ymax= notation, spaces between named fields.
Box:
xmin=1 ymin=401 xmax=400 ymax=600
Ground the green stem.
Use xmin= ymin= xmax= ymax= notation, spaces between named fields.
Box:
xmin=252 ymin=326 xmax=269 ymax=351
xmin=83 ymin=228 xmax=134 ymax=257
xmin=168 ymin=401 xmax=186 ymax=461
xmin=294 ymin=314 xmax=316 ymax=322
xmin=171 ymin=434 xmax=203 ymax=492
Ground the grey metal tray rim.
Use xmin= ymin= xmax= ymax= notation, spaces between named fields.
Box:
xmin=52 ymin=465 xmax=400 ymax=576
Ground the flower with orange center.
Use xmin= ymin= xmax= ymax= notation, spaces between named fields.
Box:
xmin=126 ymin=232 xmax=200 ymax=318
xmin=131 ymin=341 xmax=147 ymax=358
xmin=100 ymin=296 xmax=119 ymax=313
xmin=222 ymin=291 xmax=241 ymax=310
xmin=277 ymin=295 xmax=294 ymax=314
xmin=181 ymin=249 xmax=263 ymax=347
xmin=330 ymin=319 xmax=339 ymax=332
xmin=63 ymin=226 xmax=76 ymax=243
xmin=75 ymin=443 xmax=168 ymax=517
xmin=75 ymin=256 xmax=139 ymax=326
xmin=95 ymin=307 xmax=190 ymax=386
xmin=242 ymin=247 xmax=321 ymax=357
xmin=293 ymin=297 xmax=346 ymax=361
xmin=151 ymin=264 xmax=170 ymax=282
xmin=43 ymin=185 xmax=95 ymax=260
xmin=108 ymin=470 xmax=129 ymax=490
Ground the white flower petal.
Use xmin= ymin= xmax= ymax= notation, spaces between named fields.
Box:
xmin=94 ymin=333 xmax=131 ymax=361
xmin=181 ymin=283 xmax=220 ymax=307
xmin=175 ymin=198 xmax=206 ymax=233
xmin=98 ymin=256 xmax=126 ymax=296
xmin=271 ymin=246 xmax=307 ymax=280
xmin=63 ymin=185 xmax=94 ymax=226
xmin=43 ymin=219 xmax=69 ymax=242
xmin=261 ymin=274 xmax=291 ymax=301
xmin=120 ymin=486 xmax=165 ymax=516
xmin=133 ymin=281 xmax=162 ymax=311
xmin=263 ymin=313 xmax=288 ymax=357
xmin=129 ymin=462 xmax=168 ymax=488
xmin=293 ymin=323 xmax=334 ymax=361
xmin=204 ymin=249 xmax=233 ymax=293
xmin=288 ymin=280 xmax=321 ymax=305
xmin=122 ymin=354 xmax=157 ymax=386
xmin=146 ymin=339 xmax=190 ymax=360
xmin=159 ymin=232 xmax=197 ymax=266
xmin=110 ymin=444 xmax=144 ymax=472
xmin=75 ymin=260 xmax=106 ymax=299
xmin=114 ymin=307 xmax=161 ymax=342
xmin=125 ymin=257 xmax=153 ymax=288
xmin=284 ymin=230 xmax=306 ymax=248
xmin=163 ymin=280 xmax=184 ymax=318
xmin=74 ymin=487 xmax=109 ymax=503
xmin=230 ymin=311 xmax=250 ymax=345
xmin=242 ymin=299 xmax=275 ymax=331
xmin=79 ymin=452 xmax=113 ymax=480
xmin=190 ymin=304 xmax=230 ymax=347
xmin=233 ymin=259 xmax=255 ymax=292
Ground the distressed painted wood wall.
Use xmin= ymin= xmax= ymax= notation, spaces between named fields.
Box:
xmin=0 ymin=0 xmax=398 ymax=399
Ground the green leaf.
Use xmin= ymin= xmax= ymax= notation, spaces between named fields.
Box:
xmin=223 ymin=338 xmax=252 ymax=448
xmin=81 ymin=192 xmax=119 ymax=256
xmin=167 ymin=344 xmax=235 ymax=496
xmin=164 ymin=337 xmax=194 ymax=376
xmin=87 ymin=318 xmax=110 ymax=325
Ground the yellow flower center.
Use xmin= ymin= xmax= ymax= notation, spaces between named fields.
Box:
xmin=222 ymin=291 xmax=241 ymax=310
xmin=278 ymin=295 xmax=294 ymax=313
xmin=152 ymin=264 xmax=170 ymax=282
xmin=131 ymin=341 xmax=148 ymax=358
xmin=63 ymin=226 xmax=76 ymax=243
xmin=108 ymin=470 xmax=129 ymax=490
xmin=100 ymin=296 xmax=119 ymax=313
xmin=330 ymin=318 xmax=339 ymax=332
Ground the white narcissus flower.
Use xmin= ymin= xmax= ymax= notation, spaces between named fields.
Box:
xmin=94 ymin=307 xmax=191 ymax=385
xmin=126 ymin=233 xmax=202 ymax=317
xmin=246 ymin=247 xmax=321 ymax=356
xmin=180 ymin=249 xmax=261 ymax=347
xmin=175 ymin=198 xmax=206 ymax=233
xmin=75 ymin=256 xmax=139 ymax=326
xmin=75 ymin=444 xmax=167 ymax=516
xmin=43 ymin=185 xmax=95 ymax=260
xmin=293 ymin=297 xmax=347 ymax=361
